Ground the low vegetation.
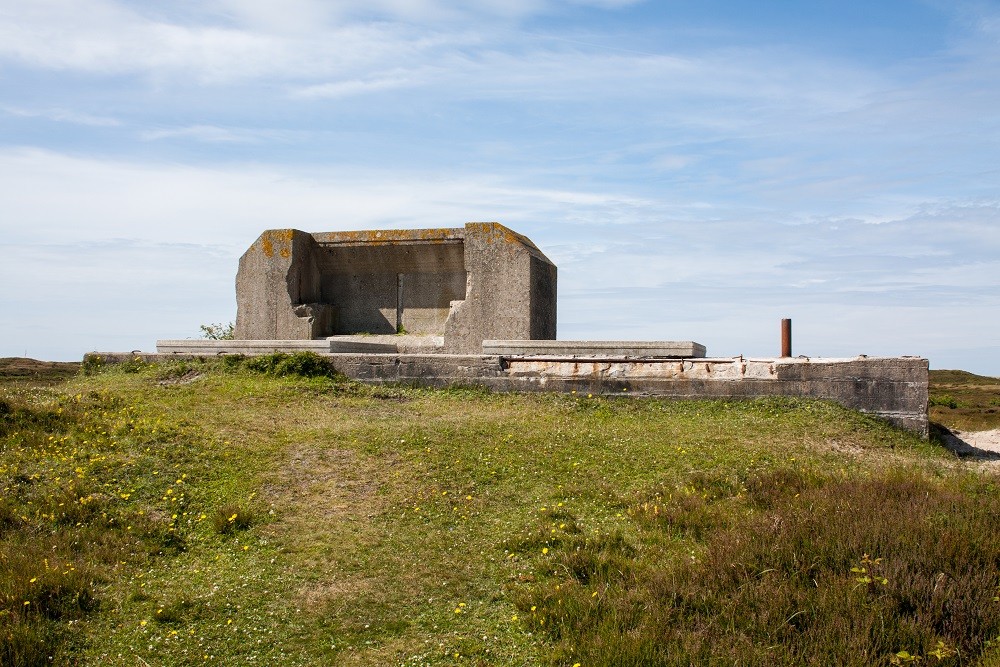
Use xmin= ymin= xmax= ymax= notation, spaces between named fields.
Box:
xmin=1 ymin=355 xmax=998 ymax=665
xmin=929 ymin=369 xmax=1000 ymax=432
xmin=198 ymin=322 xmax=235 ymax=341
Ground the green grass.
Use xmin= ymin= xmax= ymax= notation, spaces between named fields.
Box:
xmin=929 ymin=369 xmax=1000 ymax=432
xmin=1 ymin=355 xmax=999 ymax=665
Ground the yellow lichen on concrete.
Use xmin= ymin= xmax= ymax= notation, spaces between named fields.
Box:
xmin=260 ymin=229 xmax=295 ymax=258
xmin=466 ymin=222 xmax=534 ymax=248
xmin=466 ymin=222 xmax=501 ymax=243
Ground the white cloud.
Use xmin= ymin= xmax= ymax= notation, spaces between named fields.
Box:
xmin=218 ymin=0 xmax=644 ymax=25
xmin=0 ymin=0 xmax=874 ymax=113
xmin=0 ymin=0 xmax=460 ymax=83
xmin=208 ymin=0 xmax=339 ymax=34
xmin=0 ymin=238 xmax=237 ymax=360
xmin=0 ymin=147 xmax=654 ymax=247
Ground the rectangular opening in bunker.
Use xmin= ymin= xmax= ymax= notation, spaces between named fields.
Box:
xmin=318 ymin=241 xmax=467 ymax=335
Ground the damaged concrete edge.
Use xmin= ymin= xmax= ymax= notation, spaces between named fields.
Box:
xmin=311 ymin=227 xmax=466 ymax=246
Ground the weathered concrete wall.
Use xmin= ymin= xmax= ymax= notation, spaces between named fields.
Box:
xmin=313 ymin=354 xmax=927 ymax=435
xmin=317 ymin=241 xmax=466 ymax=335
xmin=530 ymin=252 xmax=558 ymax=340
xmin=235 ymin=230 xmax=332 ymax=340
xmin=399 ymin=271 xmax=467 ymax=334
xmin=157 ymin=339 xmax=398 ymax=354
xmin=492 ymin=356 xmax=928 ymax=436
xmin=444 ymin=223 xmax=557 ymax=353
xmin=235 ymin=223 xmax=557 ymax=352
xmin=99 ymin=351 xmax=929 ymax=436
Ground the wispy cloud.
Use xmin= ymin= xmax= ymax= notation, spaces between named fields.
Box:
xmin=291 ymin=69 xmax=432 ymax=99
xmin=0 ymin=0 xmax=877 ymax=109
xmin=0 ymin=147 xmax=655 ymax=246
xmin=0 ymin=0 xmax=460 ymax=83
xmin=139 ymin=124 xmax=292 ymax=143
xmin=1 ymin=104 xmax=120 ymax=126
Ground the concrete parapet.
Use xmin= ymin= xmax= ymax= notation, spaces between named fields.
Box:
xmin=483 ymin=340 xmax=706 ymax=357
xmin=234 ymin=229 xmax=328 ymax=340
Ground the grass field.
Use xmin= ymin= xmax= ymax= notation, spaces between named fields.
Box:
xmin=2 ymin=356 xmax=999 ymax=666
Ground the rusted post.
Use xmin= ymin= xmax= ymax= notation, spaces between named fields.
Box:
xmin=781 ymin=318 xmax=792 ymax=357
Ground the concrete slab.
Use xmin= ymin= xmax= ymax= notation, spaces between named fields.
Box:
xmin=328 ymin=334 xmax=444 ymax=354
xmin=483 ymin=340 xmax=707 ymax=358
xmin=156 ymin=339 xmax=397 ymax=354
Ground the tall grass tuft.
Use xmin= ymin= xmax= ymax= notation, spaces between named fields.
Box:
xmin=518 ymin=470 xmax=1000 ymax=666
xmin=0 ymin=616 xmax=53 ymax=667
xmin=242 ymin=352 xmax=336 ymax=378
xmin=211 ymin=502 xmax=255 ymax=535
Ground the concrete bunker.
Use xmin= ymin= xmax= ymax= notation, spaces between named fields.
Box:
xmin=141 ymin=220 xmax=928 ymax=435
xmin=234 ymin=223 xmax=557 ymax=354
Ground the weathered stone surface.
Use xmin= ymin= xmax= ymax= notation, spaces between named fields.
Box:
xmin=317 ymin=239 xmax=466 ymax=335
xmin=235 ymin=230 xmax=326 ymax=340
xmin=444 ymin=224 xmax=557 ymax=353
xmin=493 ymin=355 xmax=928 ymax=436
xmin=234 ymin=223 xmax=557 ymax=353
xmin=483 ymin=340 xmax=706 ymax=358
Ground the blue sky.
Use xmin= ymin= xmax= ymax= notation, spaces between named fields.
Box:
xmin=1 ymin=0 xmax=998 ymax=374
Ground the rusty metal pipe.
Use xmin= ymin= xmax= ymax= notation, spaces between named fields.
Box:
xmin=781 ymin=318 xmax=792 ymax=357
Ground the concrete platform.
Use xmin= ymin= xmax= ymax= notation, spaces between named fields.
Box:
xmin=483 ymin=340 xmax=706 ymax=358
xmin=158 ymin=336 xmax=448 ymax=355
xmin=156 ymin=339 xmax=398 ymax=354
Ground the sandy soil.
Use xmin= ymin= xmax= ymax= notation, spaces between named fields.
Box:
xmin=940 ymin=428 xmax=1000 ymax=461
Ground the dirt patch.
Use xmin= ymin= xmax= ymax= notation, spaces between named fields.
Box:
xmin=297 ymin=577 xmax=379 ymax=612
xmin=0 ymin=357 xmax=80 ymax=384
xmin=157 ymin=370 xmax=204 ymax=386
xmin=825 ymin=439 xmax=865 ymax=456
xmin=279 ymin=448 xmax=377 ymax=512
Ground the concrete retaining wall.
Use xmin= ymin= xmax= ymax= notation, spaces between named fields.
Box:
xmin=87 ymin=351 xmax=928 ymax=436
